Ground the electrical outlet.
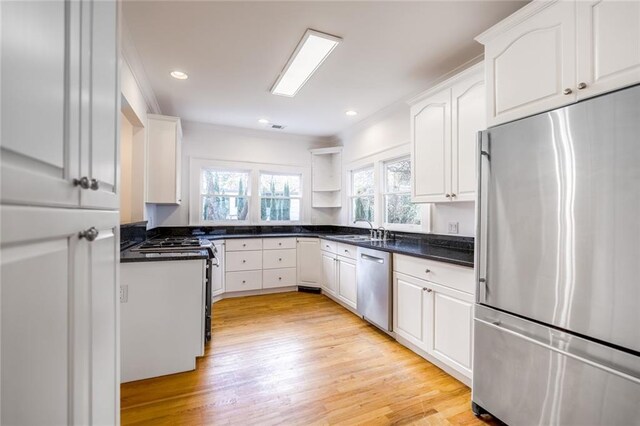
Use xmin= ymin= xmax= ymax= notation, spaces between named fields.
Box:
xmin=448 ymin=222 xmax=459 ymax=234
xmin=120 ymin=285 xmax=128 ymax=303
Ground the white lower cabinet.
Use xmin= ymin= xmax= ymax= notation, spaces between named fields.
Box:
xmin=337 ymin=256 xmax=357 ymax=309
xmin=263 ymin=268 xmax=297 ymax=289
xmin=296 ymin=238 xmax=320 ymax=287
xmin=321 ymin=251 xmax=337 ymax=295
xmin=225 ymin=270 xmax=263 ymax=292
xmin=393 ymin=254 xmax=474 ymax=382
xmin=211 ymin=241 xmax=225 ymax=296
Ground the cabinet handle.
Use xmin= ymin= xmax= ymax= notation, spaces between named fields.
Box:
xmin=344 ymin=250 xmax=348 ymax=253
xmin=278 ymin=258 xmax=282 ymax=261
xmin=242 ymin=280 xmax=246 ymax=284
xmin=563 ymin=88 xmax=573 ymax=95
xmin=73 ymin=177 xmax=91 ymax=189
xmin=445 ymin=194 xmax=451 ymax=198
xmin=278 ymin=277 xmax=282 ymax=280
xmin=425 ymin=269 xmax=431 ymax=274
xmin=577 ymin=82 xmax=587 ymax=90
xmin=451 ymin=193 xmax=456 ymax=198
xmin=423 ymin=288 xmax=433 ymax=293
xmin=89 ymin=178 xmax=99 ymax=191
xmin=278 ymin=242 xmax=282 ymax=246
xmin=79 ymin=227 xmax=99 ymax=242
xmin=242 ymin=244 xmax=246 ymax=247
xmin=242 ymin=260 xmax=246 ymax=263
xmin=326 ymin=245 xmax=330 ymax=248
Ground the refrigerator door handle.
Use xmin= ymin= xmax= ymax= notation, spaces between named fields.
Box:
xmin=475 ymin=317 xmax=640 ymax=385
xmin=476 ymin=130 xmax=490 ymax=304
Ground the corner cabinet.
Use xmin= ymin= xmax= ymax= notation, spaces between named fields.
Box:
xmin=410 ymin=63 xmax=485 ymax=203
xmin=477 ymin=0 xmax=640 ymax=127
xmin=146 ymin=115 xmax=183 ymax=204
xmin=296 ymin=238 xmax=321 ymax=288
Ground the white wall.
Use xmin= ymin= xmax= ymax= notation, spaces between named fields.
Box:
xmin=154 ymin=121 xmax=336 ymax=226
xmin=337 ymin=102 xmax=476 ymax=236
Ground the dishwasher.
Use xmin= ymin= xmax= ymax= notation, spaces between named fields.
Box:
xmin=356 ymin=247 xmax=392 ymax=332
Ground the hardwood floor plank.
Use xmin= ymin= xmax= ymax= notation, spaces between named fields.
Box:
xmin=121 ymin=292 xmax=494 ymax=425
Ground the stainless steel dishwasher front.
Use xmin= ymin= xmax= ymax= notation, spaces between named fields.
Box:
xmin=356 ymin=247 xmax=392 ymax=332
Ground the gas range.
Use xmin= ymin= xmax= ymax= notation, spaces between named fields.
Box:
xmin=132 ymin=236 xmax=215 ymax=258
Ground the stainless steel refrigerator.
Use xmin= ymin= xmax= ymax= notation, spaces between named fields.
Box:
xmin=473 ymin=84 xmax=640 ymax=425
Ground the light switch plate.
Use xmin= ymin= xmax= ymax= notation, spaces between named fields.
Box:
xmin=448 ymin=222 xmax=459 ymax=234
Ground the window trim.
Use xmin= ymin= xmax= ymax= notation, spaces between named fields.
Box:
xmin=258 ymin=171 xmax=303 ymax=224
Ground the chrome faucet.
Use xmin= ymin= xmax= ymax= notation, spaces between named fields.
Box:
xmin=353 ymin=220 xmax=375 ymax=239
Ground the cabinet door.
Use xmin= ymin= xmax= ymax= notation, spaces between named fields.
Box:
xmin=451 ymin=72 xmax=485 ymax=202
xmin=430 ymin=285 xmax=474 ymax=378
xmin=80 ymin=0 xmax=119 ymax=209
xmin=393 ymin=272 xmax=431 ymax=351
xmin=577 ymin=0 xmax=640 ymax=100
xmin=321 ymin=252 xmax=337 ymax=295
xmin=146 ymin=116 xmax=181 ymax=204
xmin=484 ymin=1 xmax=576 ymax=126
xmin=411 ymin=89 xmax=451 ymax=203
xmin=297 ymin=238 xmax=320 ymax=287
xmin=337 ymin=257 xmax=357 ymax=309
xmin=211 ymin=242 xmax=225 ymax=296
xmin=1 ymin=0 xmax=80 ymax=207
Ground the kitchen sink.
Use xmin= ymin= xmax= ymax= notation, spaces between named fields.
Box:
xmin=330 ymin=234 xmax=372 ymax=242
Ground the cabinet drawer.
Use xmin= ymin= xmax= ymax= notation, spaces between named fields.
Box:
xmin=263 ymin=238 xmax=296 ymax=250
xmin=225 ymin=271 xmax=262 ymax=292
xmin=263 ymin=268 xmax=297 ymax=289
xmin=225 ymin=250 xmax=262 ymax=272
xmin=393 ymin=254 xmax=474 ymax=294
xmin=320 ymin=239 xmax=337 ymax=254
xmin=226 ymin=238 xmax=262 ymax=252
xmin=263 ymin=249 xmax=296 ymax=269
xmin=337 ymin=243 xmax=357 ymax=260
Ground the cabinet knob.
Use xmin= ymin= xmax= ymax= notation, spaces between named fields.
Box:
xmin=89 ymin=178 xmax=99 ymax=191
xmin=425 ymin=269 xmax=431 ymax=274
xmin=563 ymin=88 xmax=573 ymax=95
xmin=278 ymin=243 xmax=282 ymax=246
xmin=423 ymin=287 xmax=433 ymax=293
xmin=242 ymin=280 xmax=246 ymax=284
xmin=242 ymin=260 xmax=246 ymax=263
xmin=451 ymin=193 xmax=456 ymax=198
xmin=278 ymin=277 xmax=282 ymax=280
xmin=242 ymin=244 xmax=246 ymax=247
xmin=73 ymin=177 xmax=91 ymax=189
xmin=278 ymin=258 xmax=282 ymax=261
xmin=344 ymin=249 xmax=348 ymax=253
xmin=577 ymin=82 xmax=587 ymax=90
xmin=445 ymin=194 xmax=451 ymax=198
xmin=79 ymin=227 xmax=99 ymax=242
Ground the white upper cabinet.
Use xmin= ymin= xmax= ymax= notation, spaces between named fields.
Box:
xmin=410 ymin=63 xmax=484 ymax=203
xmin=576 ymin=0 xmax=640 ymax=100
xmin=1 ymin=0 xmax=119 ymax=210
xmin=478 ymin=0 xmax=640 ymax=127
xmin=146 ymin=115 xmax=183 ymax=204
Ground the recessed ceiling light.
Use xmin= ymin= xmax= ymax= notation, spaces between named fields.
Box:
xmin=170 ymin=71 xmax=188 ymax=80
xmin=258 ymin=118 xmax=269 ymax=124
xmin=345 ymin=110 xmax=358 ymax=116
xmin=271 ymin=29 xmax=341 ymax=97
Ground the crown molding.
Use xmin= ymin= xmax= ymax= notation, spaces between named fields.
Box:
xmin=475 ymin=0 xmax=556 ymax=44
xmin=121 ymin=20 xmax=162 ymax=114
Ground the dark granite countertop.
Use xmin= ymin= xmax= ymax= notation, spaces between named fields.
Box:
xmin=120 ymin=225 xmax=474 ymax=267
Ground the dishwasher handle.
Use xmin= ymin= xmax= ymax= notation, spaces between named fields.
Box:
xmin=360 ymin=253 xmax=384 ymax=264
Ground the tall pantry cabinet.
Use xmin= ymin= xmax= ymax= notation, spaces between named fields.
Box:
xmin=0 ymin=1 xmax=120 ymax=425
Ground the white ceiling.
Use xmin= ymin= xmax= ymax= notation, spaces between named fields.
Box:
xmin=123 ymin=1 xmax=526 ymax=137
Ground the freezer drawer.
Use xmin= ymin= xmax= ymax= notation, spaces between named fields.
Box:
xmin=473 ymin=305 xmax=640 ymax=426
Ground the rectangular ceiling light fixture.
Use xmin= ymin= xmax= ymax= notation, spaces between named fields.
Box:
xmin=271 ymin=29 xmax=341 ymax=97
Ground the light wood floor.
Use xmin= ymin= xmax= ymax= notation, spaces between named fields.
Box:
xmin=121 ymin=292 xmax=497 ymax=425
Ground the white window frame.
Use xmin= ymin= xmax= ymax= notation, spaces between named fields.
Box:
xmin=258 ymin=171 xmax=303 ymax=224
xmin=198 ymin=166 xmax=252 ymax=225
xmin=381 ymin=156 xmax=426 ymax=232
xmin=349 ymin=164 xmax=376 ymax=225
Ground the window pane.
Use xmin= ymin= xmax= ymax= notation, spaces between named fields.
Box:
xmin=202 ymin=196 xmax=249 ymax=221
xmin=385 ymin=194 xmax=421 ymax=225
xmin=352 ymin=168 xmax=374 ymax=195
xmin=386 ymin=158 xmax=411 ymax=193
xmin=260 ymin=173 xmax=301 ymax=196
xmin=352 ymin=196 xmax=374 ymax=222
xmin=201 ymin=169 xmax=249 ymax=196
xmin=260 ymin=198 xmax=300 ymax=221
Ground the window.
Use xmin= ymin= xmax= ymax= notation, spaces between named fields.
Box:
xmin=259 ymin=173 xmax=302 ymax=222
xmin=350 ymin=166 xmax=375 ymax=222
xmin=200 ymin=169 xmax=250 ymax=222
xmin=383 ymin=157 xmax=421 ymax=226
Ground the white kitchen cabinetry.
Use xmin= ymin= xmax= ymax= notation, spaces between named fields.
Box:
xmin=320 ymin=240 xmax=357 ymax=310
xmin=1 ymin=206 xmax=120 ymax=425
xmin=321 ymin=251 xmax=338 ymax=295
xmin=393 ymin=254 xmax=474 ymax=383
xmin=211 ymin=241 xmax=225 ymax=296
xmin=297 ymin=238 xmax=321 ymax=287
xmin=311 ymin=147 xmax=342 ymax=208
xmin=0 ymin=0 xmax=120 ymax=424
xmin=146 ymin=115 xmax=182 ymax=204
xmin=337 ymin=255 xmax=357 ymax=309
xmin=1 ymin=0 xmax=119 ymax=210
xmin=410 ymin=63 xmax=484 ymax=203
xmin=477 ymin=0 xmax=640 ymax=127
